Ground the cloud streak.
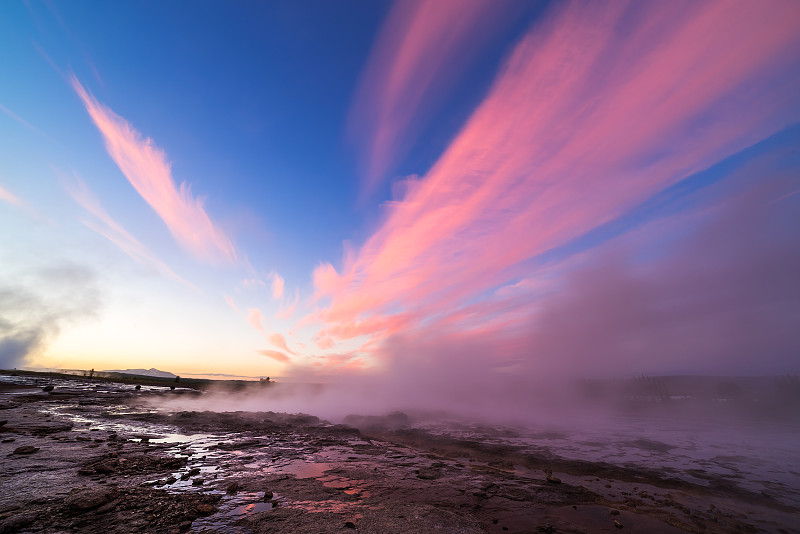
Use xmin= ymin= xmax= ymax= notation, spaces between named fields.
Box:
xmin=71 ymin=76 xmax=237 ymax=265
xmin=63 ymin=171 xmax=191 ymax=287
xmin=348 ymin=0 xmax=520 ymax=196
xmin=314 ymin=0 xmax=800 ymax=373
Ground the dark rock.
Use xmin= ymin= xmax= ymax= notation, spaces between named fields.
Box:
xmin=188 ymin=467 xmax=201 ymax=476
xmin=344 ymin=521 xmax=356 ymax=528
xmin=0 ymin=512 xmax=37 ymax=533
xmin=196 ymin=503 xmax=215 ymax=514
xmin=0 ymin=420 xmax=7 ymax=426
xmin=416 ymin=467 xmax=441 ymax=480
xmin=226 ymin=481 xmax=240 ymax=494
xmin=610 ymin=510 xmax=620 ymax=516
xmin=166 ymin=476 xmax=177 ymax=484
xmin=1 ymin=438 xmax=15 ymax=443
xmin=135 ymin=385 xmax=141 ymax=390
xmin=94 ymin=461 xmax=116 ymax=474
xmin=179 ymin=520 xmax=192 ymax=531
xmin=263 ymin=490 xmax=273 ymax=501
xmin=65 ymin=486 xmax=114 ymax=512
xmin=192 ymin=478 xmax=204 ymax=486
xmin=12 ymin=445 xmax=39 ymax=454
xmin=42 ymin=385 xmax=54 ymax=392
xmin=614 ymin=519 xmax=624 ymax=529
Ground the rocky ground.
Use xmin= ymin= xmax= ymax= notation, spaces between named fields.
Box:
xmin=0 ymin=374 xmax=797 ymax=533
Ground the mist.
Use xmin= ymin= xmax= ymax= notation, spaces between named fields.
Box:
xmin=0 ymin=264 xmax=101 ymax=369
xmin=158 ymin=152 xmax=800 ymax=427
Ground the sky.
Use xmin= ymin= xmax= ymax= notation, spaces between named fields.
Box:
xmin=1 ymin=0 xmax=799 ymax=381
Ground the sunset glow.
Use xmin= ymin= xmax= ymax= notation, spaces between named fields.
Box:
xmin=1 ymin=0 xmax=798 ymax=380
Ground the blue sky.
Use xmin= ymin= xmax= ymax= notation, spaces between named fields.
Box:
xmin=1 ymin=1 xmax=799 ymax=379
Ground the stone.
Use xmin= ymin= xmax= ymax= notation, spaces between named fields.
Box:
xmin=196 ymin=503 xmax=215 ymax=514
xmin=12 ymin=445 xmax=39 ymax=454
xmin=263 ymin=490 xmax=273 ymax=501
xmin=226 ymin=481 xmax=240 ymax=494
xmin=65 ymin=486 xmax=114 ymax=512
xmin=192 ymin=478 xmax=204 ymax=486
xmin=42 ymin=385 xmax=54 ymax=392
xmin=344 ymin=521 xmax=356 ymax=528
xmin=0 ymin=512 xmax=37 ymax=532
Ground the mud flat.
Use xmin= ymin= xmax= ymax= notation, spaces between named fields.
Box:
xmin=0 ymin=373 xmax=797 ymax=533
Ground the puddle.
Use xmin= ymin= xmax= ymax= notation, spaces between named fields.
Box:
xmin=226 ymin=502 xmax=274 ymax=515
xmin=279 ymin=460 xmax=333 ymax=478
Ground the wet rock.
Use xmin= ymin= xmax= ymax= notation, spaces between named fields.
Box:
xmin=179 ymin=520 xmax=192 ymax=530
xmin=135 ymin=385 xmax=141 ymax=390
xmin=263 ymin=490 xmax=274 ymax=501
xmin=416 ymin=467 xmax=442 ymax=480
xmin=196 ymin=503 xmax=215 ymax=514
xmin=192 ymin=478 xmax=204 ymax=486
xmin=42 ymin=385 xmax=54 ymax=392
xmin=226 ymin=481 xmax=240 ymax=494
xmin=166 ymin=476 xmax=177 ymax=484
xmin=188 ymin=467 xmax=201 ymax=476
xmin=614 ymin=519 xmax=624 ymax=529
xmin=94 ymin=461 xmax=116 ymax=474
xmin=0 ymin=420 xmax=7 ymax=427
xmin=12 ymin=445 xmax=39 ymax=454
xmin=0 ymin=511 xmax=37 ymax=533
xmin=610 ymin=509 xmax=620 ymax=516
xmin=544 ymin=468 xmax=561 ymax=484
xmin=1 ymin=438 xmax=14 ymax=443
xmin=65 ymin=486 xmax=115 ymax=512
xmin=344 ymin=520 xmax=356 ymax=528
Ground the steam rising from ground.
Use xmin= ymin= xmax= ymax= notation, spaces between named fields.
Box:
xmin=0 ymin=265 xmax=101 ymax=369
xmin=159 ymin=154 xmax=800 ymax=425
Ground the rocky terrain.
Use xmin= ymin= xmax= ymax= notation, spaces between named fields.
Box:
xmin=0 ymin=373 xmax=797 ymax=533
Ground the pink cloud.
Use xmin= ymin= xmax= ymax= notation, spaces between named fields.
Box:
xmin=0 ymin=185 xmax=23 ymax=207
xmin=275 ymin=288 xmax=299 ymax=320
xmin=242 ymin=278 xmax=265 ymax=289
xmin=271 ymin=272 xmax=284 ymax=300
xmin=247 ymin=308 xmax=266 ymax=333
xmin=269 ymin=332 xmax=295 ymax=356
xmin=258 ymin=349 xmax=290 ymax=364
xmin=63 ymin=171 xmax=191 ymax=287
xmin=223 ymin=294 xmax=239 ymax=314
xmin=348 ymin=0 xmax=520 ymax=196
xmin=316 ymin=1 xmax=800 ymax=364
xmin=71 ymin=76 xmax=237 ymax=264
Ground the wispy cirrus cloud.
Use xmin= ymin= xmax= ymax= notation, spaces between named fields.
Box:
xmin=223 ymin=294 xmax=239 ymax=314
xmin=0 ymin=183 xmax=50 ymax=223
xmin=313 ymin=0 xmax=800 ymax=371
xmin=258 ymin=349 xmax=290 ymax=364
xmin=269 ymin=332 xmax=295 ymax=356
xmin=271 ymin=272 xmax=284 ymax=300
xmin=246 ymin=308 xmax=266 ymax=334
xmin=62 ymin=171 xmax=192 ymax=287
xmin=348 ymin=0 xmax=520 ymax=196
xmin=0 ymin=185 xmax=24 ymax=208
xmin=275 ymin=288 xmax=299 ymax=320
xmin=71 ymin=75 xmax=237 ymax=265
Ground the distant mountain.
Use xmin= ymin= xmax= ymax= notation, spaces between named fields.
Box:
xmin=104 ymin=368 xmax=177 ymax=378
